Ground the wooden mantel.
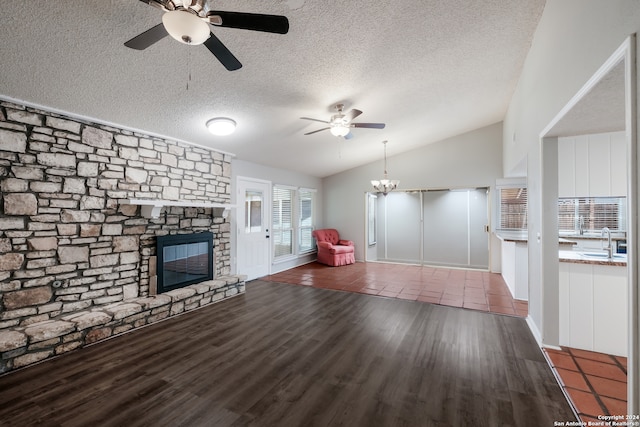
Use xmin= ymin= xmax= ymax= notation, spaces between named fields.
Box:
xmin=121 ymin=199 xmax=236 ymax=219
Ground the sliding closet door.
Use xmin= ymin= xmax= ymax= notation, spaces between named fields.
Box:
xmin=375 ymin=188 xmax=489 ymax=268
xmin=378 ymin=192 xmax=422 ymax=263
xmin=468 ymin=189 xmax=489 ymax=268
xmin=422 ymin=190 xmax=468 ymax=266
xmin=422 ymin=189 xmax=489 ymax=269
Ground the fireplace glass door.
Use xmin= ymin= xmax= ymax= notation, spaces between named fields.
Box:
xmin=157 ymin=232 xmax=214 ymax=293
xmin=162 ymin=241 xmax=209 ymax=287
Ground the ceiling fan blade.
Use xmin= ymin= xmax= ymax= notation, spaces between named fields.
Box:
xmin=209 ymin=11 xmax=289 ymax=34
xmin=352 ymin=123 xmax=386 ymax=129
xmin=343 ymin=109 xmax=363 ymax=123
xmin=344 ymin=132 xmax=354 ymax=140
xmin=137 ymin=0 xmax=167 ymax=11
xmin=203 ymin=32 xmax=242 ymax=71
xmin=124 ymin=23 xmax=168 ymax=50
xmin=300 ymin=117 xmax=330 ymax=124
xmin=304 ymin=127 xmax=330 ymax=135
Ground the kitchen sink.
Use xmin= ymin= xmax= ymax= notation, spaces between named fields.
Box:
xmin=580 ymin=252 xmax=626 ymax=260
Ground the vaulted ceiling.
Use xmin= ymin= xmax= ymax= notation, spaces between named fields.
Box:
xmin=0 ymin=0 xmax=545 ymax=177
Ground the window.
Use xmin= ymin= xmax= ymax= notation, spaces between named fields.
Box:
xmin=497 ymin=186 xmax=528 ymax=230
xmin=558 ymin=197 xmax=626 ymax=233
xmin=272 ymin=187 xmax=293 ymax=258
xmin=272 ymin=186 xmax=316 ymax=259
xmin=298 ymin=189 xmax=314 ymax=253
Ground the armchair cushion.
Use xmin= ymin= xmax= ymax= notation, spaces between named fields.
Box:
xmin=312 ymin=228 xmax=355 ymax=267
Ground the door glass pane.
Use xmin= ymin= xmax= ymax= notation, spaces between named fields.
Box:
xmin=245 ymin=190 xmax=263 ymax=233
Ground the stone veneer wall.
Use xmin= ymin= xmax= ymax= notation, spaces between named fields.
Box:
xmin=0 ymin=99 xmax=242 ymax=373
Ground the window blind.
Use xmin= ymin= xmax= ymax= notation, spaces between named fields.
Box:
xmin=558 ymin=197 xmax=626 ymax=232
xmin=498 ymin=187 xmax=528 ymax=230
xmin=272 ymin=187 xmax=294 ymax=258
xmin=298 ymin=189 xmax=314 ymax=253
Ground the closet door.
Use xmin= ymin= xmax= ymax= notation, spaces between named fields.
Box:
xmin=468 ymin=188 xmax=489 ymax=268
xmin=422 ymin=190 xmax=468 ymax=267
xmin=380 ymin=192 xmax=422 ymax=263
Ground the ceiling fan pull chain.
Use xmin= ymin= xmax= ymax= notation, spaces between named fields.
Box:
xmin=186 ymin=48 xmax=192 ymax=91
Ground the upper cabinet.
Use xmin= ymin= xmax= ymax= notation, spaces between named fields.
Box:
xmin=610 ymin=131 xmax=627 ymax=196
xmin=558 ymin=131 xmax=626 ymax=198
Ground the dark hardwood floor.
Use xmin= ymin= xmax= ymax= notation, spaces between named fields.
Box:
xmin=0 ymin=280 xmax=576 ymax=427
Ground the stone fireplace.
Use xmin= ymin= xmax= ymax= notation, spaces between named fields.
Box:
xmin=0 ymin=99 xmax=245 ymax=373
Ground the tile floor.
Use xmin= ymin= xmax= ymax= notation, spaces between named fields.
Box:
xmin=544 ymin=347 xmax=628 ymax=423
xmin=263 ymin=261 xmax=528 ymax=317
xmin=262 ymin=261 xmax=629 ymax=420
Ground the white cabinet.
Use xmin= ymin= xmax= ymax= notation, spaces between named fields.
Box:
xmin=559 ymin=262 xmax=627 ymax=356
xmin=500 ymin=240 xmax=528 ymax=301
xmin=558 ymin=131 xmax=627 ymax=197
xmin=574 ymin=135 xmax=590 ymax=197
xmin=501 ymin=241 xmax=516 ymax=297
xmin=514 ymin=242 xmax=528 ymax=300
xmin=610 ymin=131 xmax=627 ymax=196
xmin=593 ymin=265 xmax=627 ymax=355
xmin=558 ymin=138 xmax=575 ymax=198
xmin=588 ymin=133 xmax=610 ymax=197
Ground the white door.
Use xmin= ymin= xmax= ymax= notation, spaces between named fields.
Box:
xmin=237 ymin=178 xmax=271 ymax=280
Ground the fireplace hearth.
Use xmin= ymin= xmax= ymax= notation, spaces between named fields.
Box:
xmin=156 ymin=232 xmax=214 ymax=294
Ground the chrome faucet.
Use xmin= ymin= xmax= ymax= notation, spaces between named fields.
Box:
xmin=578 ymin=216 xmax=585 ymax=235
xmin=601 ymin=227 xmax=613 ymax=259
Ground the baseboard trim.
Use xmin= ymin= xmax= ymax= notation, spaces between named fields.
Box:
xmin=526 ymin=315 xmax=542 ymax=347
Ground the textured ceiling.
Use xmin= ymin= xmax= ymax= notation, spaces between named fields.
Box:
xmin=0 ymin=0 xmax=545 ymax=178
xmin=546 ymin=61 xmax=626 ymax=138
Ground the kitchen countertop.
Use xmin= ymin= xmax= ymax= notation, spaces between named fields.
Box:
xmin=559 ymin=233 xmax=626 ymax=241
xmin=559 ymin=250 xmax=627 ymax=266
xmin=495 ymin=231 xmax=576 ymax=245
xmin=495 ymin=231 xmax=527 ymax=242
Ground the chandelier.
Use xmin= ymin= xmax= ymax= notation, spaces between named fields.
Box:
xmin=371 ymin=140 xmax=399 ymax=195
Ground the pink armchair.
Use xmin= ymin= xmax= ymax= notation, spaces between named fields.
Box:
xmin=312 ymin=228 xmax=355 ymax=266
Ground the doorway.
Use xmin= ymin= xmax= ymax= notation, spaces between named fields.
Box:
xmin=539 ymin=36 xmax=638 ymax=413
xmin=236 ymin=177 xmax=271 ymax=280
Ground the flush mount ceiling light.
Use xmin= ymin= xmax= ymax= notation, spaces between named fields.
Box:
xmin=162 ymin=10 xmax=210 ymax=45
xmin=206 ymin=117 xmax=237 ymax=136
xmin=371 ymin=140 xmax=400 ymax=195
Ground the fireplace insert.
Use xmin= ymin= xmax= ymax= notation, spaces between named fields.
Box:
xmin=156 ymin=232 xmax=214 ymax=294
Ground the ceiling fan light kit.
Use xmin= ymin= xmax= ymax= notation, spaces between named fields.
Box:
xmin=206 ymin=117 xmax=236 ymax=136
xmin=162 ymin=10 xmax=210 ymax=45
xmin=124 ymin=0 xmax=290 ymax=71
xmin=330 ymin=125 xmax=350 ymax=137
xmin=301 ymin=103 xmax=385 ymax=139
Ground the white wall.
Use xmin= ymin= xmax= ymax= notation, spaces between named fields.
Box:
xmin=503 ymin=0 xmax=640 ymax=344
xmin=231 ymin=159 xmax=324 ymax=274
xmin=323 ymin=122 xmax=504 ymax=263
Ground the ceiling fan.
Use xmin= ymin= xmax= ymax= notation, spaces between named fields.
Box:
xmin=124 ymin=0 xmax=289 ymax=71
xmin=301 ymin=104 xmax=386 ymax=139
